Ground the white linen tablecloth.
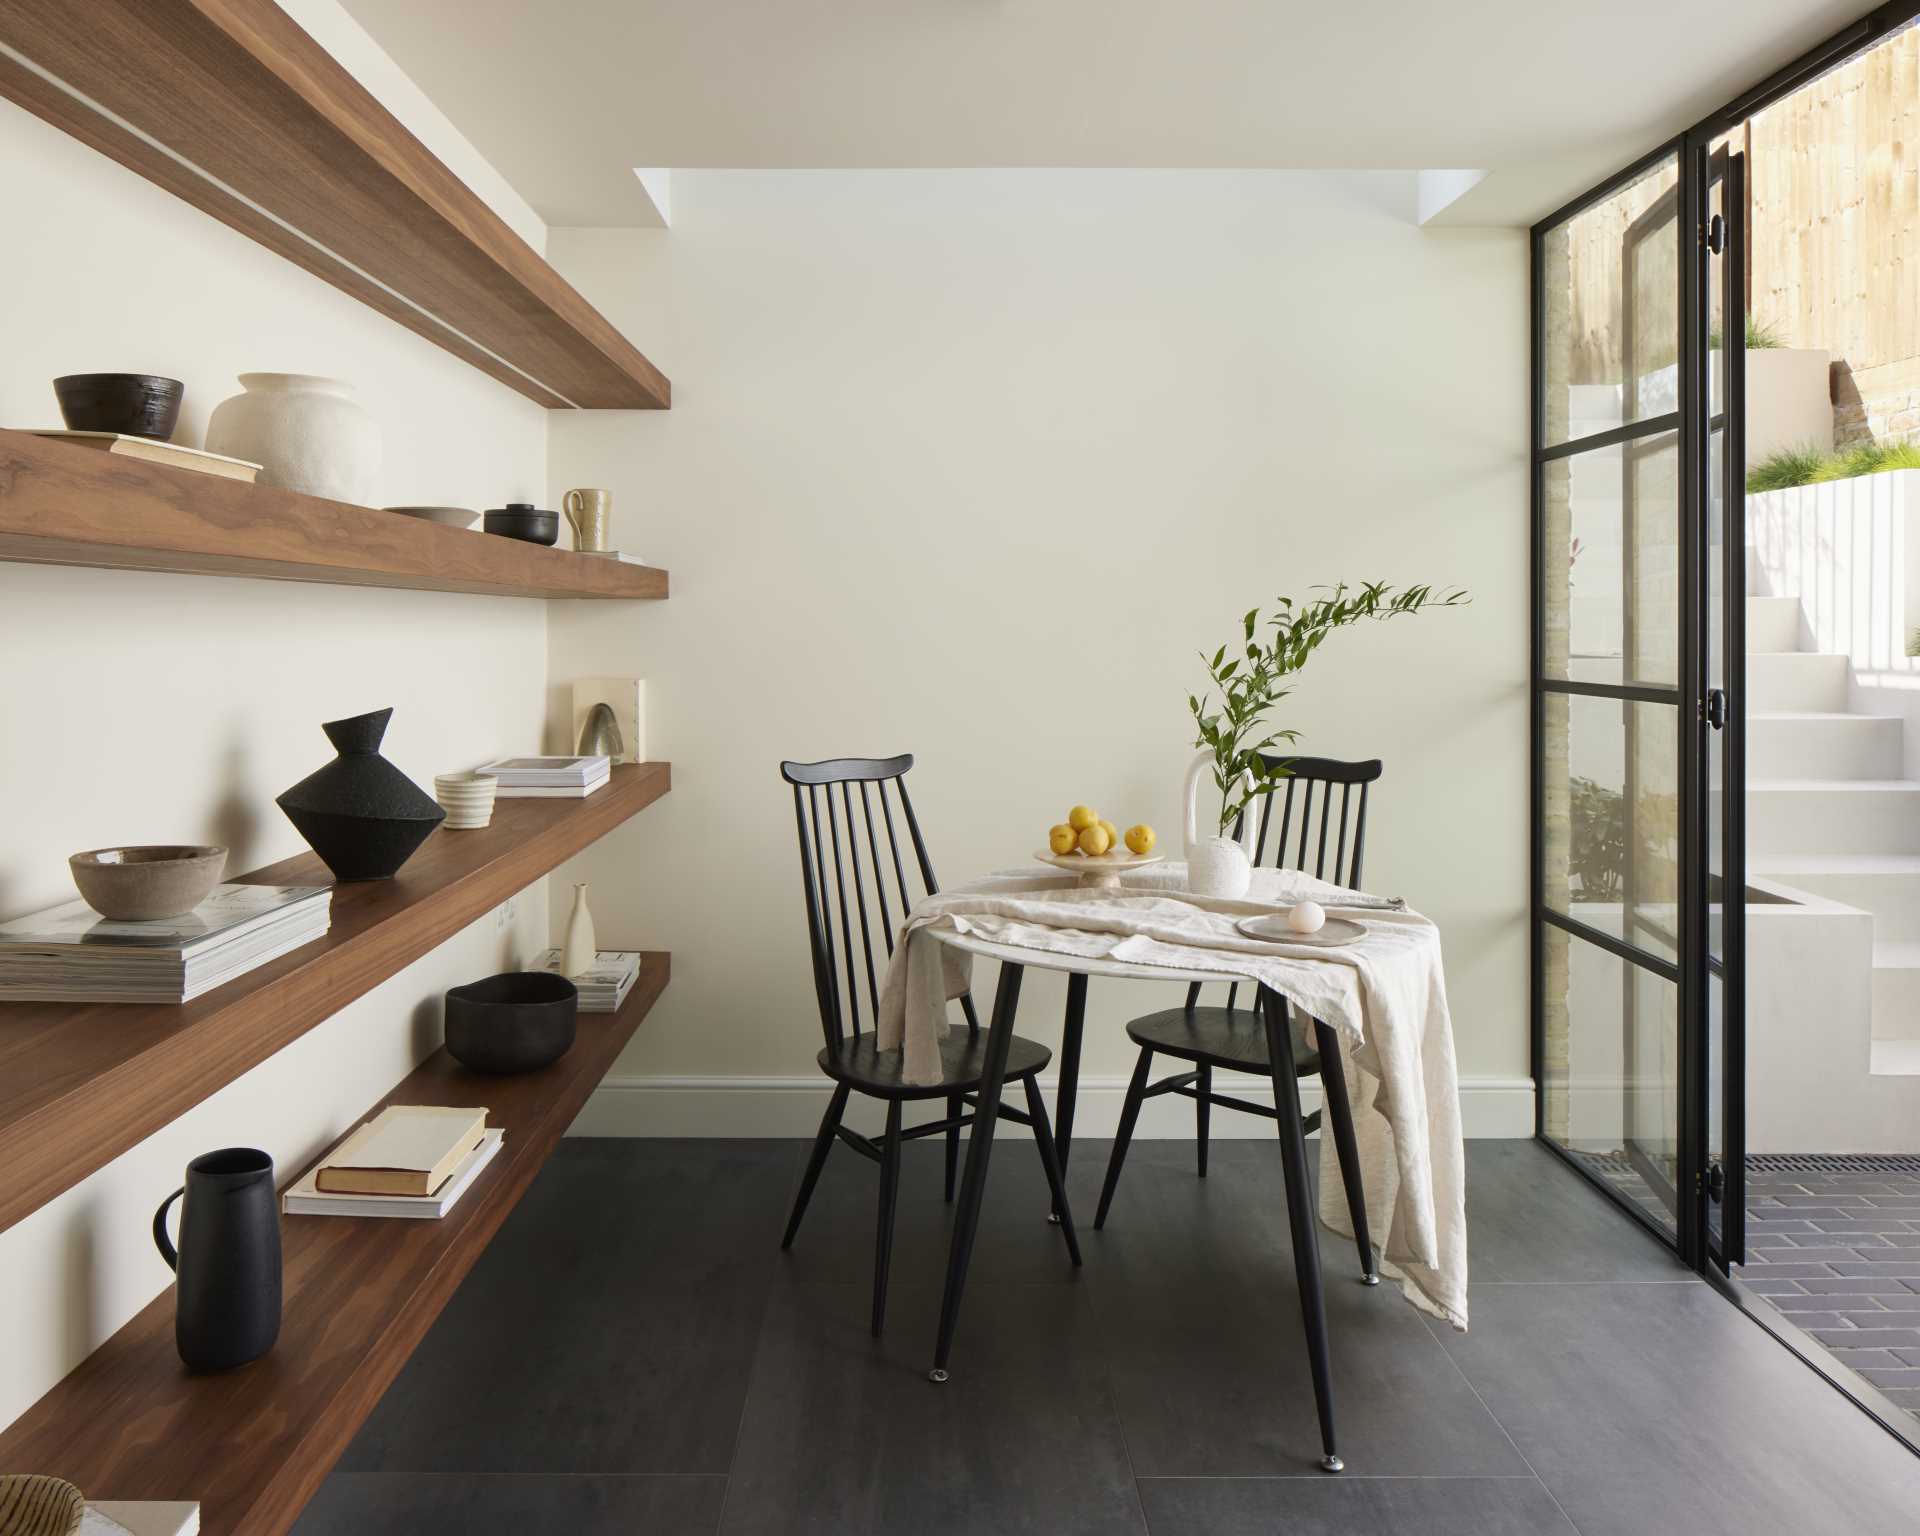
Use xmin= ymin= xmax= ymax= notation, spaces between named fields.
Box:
xmin=875 ymin=863 xmax=1469 ymax=1329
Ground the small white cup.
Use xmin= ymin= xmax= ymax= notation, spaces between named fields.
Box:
xmin=434 ymin=772 xmax=497 ymax=829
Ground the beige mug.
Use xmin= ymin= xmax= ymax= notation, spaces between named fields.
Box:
xmin=563 ymin=488 xmax=612 ymax=552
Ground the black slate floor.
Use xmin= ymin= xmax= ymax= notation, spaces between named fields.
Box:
xmin=296 ymin=1136 xmax=1920 ymax=1535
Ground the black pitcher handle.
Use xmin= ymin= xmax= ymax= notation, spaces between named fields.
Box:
xmin=153 ymin=1186 xmax=184 ymax=1270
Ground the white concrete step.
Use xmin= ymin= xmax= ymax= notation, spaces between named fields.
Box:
xmin=1741 ymin=780 xmax=1920 ymax=855
xmin=1746 ymin=651 xmax=1849 ymax=712
xmin=1872 ymin=942 xmax=1920 ymax=1044
xmin=1747 ymin=595 xmax=1806 ymax=654
xmin=1749 ymin=855 xmax=1920 ymax=942
xmin=1747 ymin=711 xmax=1906 ymax=781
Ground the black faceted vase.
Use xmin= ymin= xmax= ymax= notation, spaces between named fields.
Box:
xmin=276 ymin=708 xmax=445 ymax=881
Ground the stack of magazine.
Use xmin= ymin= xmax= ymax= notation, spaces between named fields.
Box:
xmin=477 ymin=754 xmax=610 ymax=799
xmin=0 ymin=885 xmax=332 ymax=1004
xmin=541 ymin=948 xmax=642 ymax=1012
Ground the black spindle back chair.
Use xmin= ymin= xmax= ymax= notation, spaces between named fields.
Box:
xmin=1093 ymin=755 xmax=1386 ymax=1288
xmin=778 ymin=755 xmax=1079 ymax=1337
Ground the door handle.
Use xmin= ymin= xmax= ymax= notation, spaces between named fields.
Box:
xmin=1706 ymin=688 xmax=1729 ymax=730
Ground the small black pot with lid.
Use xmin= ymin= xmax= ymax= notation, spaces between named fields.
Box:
xmin=483 ymin=502 xmax=560 ymax=545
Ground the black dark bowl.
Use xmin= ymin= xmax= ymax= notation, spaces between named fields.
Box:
xmin=483 ymin=503 xmax=560 ymax=546
xmin=445 ymin=971 xmax=578 ymax=1073
xmin=54 ymin=373 xmax=185 ymax=440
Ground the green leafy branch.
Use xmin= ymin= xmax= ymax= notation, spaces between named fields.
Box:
xmin=1189 ymin=581 xmax=1469 ymax=836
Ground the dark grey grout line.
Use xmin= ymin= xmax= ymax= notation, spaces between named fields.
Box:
xmin=1133 ymin=1473 xmax=1552 ymax=1481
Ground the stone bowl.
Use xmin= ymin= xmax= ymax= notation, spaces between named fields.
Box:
xmin=445 ymin=971 xmax=578 ymax=1073
xmin=54 ymin=373 xmax=184 ymax=440
xmin=0 ymin=1475 xmax=85 ymax=1535
xmin=69 ymin=845 xmax=227 ymax=921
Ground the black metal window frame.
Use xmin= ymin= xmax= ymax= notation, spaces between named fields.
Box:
xmin=1527 ymin=0 xmax=1920 ymax=1265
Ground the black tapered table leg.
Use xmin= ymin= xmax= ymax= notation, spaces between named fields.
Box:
xmin=930 ymin=959 xmax=1024 ymax=1382
xmin=1049 ymin=971 xmax=1087 ymax=1223
xmin=1263 ymin=986 xmax=1342 ymax=1473
xmin=1314 ymin=1019 xmax=1379 ymax=1284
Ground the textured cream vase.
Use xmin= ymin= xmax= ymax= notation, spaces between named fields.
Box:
xmin=561 ymin=882 xmax=596 ymax=978
xmin=206 ymin=373 xmax=382 ymax=503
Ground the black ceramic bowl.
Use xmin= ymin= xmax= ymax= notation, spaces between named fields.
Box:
xmin=483 ymin=503 xmax=560 ymax=546
xmin=54 ymin=373 xmax=184 ymax=440
xmin=445 ymin=971 xmax=578 ymax=1073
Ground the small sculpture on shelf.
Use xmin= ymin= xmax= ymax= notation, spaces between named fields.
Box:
xmin=276 ymin=708 xmax=445 ymax=881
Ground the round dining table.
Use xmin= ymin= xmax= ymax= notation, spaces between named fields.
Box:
xmin=924 ymin=927 xmax=1354 ymax=1473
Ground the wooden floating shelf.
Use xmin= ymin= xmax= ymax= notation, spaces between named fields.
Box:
xmin=0 ymin=430 xmax=669 ymax=599
xmin=0 ymin=762 xmax=671 ymax=1238
xmin=0 ymin=954 xmax=670 ymax=1536
xmin=0 ymin=0 xmax=668 ymax=409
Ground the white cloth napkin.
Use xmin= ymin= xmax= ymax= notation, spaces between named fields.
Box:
xmin=875 ymin=863 xmax=1469 ymax=1329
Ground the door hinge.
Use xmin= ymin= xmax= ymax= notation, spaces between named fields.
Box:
xmin=1707 ymin=1162 xmax=1726 ymax=1203
xmin=1706 ymin=213 xmax=1726 ymax=255
xmin=1706 ymin=688 xmax=1728 ymax=730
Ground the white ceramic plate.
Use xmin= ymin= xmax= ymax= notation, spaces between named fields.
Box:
xmin=1234 ymin=912 xmax=1366 ymax=947
xmin=386 ymin=505 xmax=479 ymax=528
xmin=1035 ymin=848 xmax=1164 ymax=888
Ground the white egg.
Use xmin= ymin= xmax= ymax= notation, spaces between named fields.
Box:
xmin=1287 ymin=900 xmax=1326 ymax=935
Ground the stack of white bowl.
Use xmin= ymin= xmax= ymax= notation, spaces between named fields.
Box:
xmin=434 ymin=771 xmax=498 ymax=829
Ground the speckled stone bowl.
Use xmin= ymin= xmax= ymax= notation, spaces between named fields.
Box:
xmin=69 ymin=845 xmax=227 ymax=921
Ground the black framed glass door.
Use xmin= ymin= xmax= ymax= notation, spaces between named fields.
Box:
xmin=1532 ymin=138 xmax=1746 ymax=1270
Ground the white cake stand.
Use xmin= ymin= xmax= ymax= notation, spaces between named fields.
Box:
xmin=1034 ymin=848 xmax=1165 ymax=889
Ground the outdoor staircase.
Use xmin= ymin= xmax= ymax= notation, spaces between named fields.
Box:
xmin=1745 ymin=594 xmax=1920 ymax=1073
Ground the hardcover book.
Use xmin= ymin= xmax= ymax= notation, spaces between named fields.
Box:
xmin=314 ymin=1105 xmax=488 ymax=1196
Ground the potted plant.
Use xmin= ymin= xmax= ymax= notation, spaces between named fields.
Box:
xmin=1184 ymin=581 xmax=1467 ymax=897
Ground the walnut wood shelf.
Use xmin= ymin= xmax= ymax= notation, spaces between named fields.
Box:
xmin=0 ymin=430 xmax=669 ymax=599
xmin=0 ymin=953 xmax=669 ymax=1536
xmin=0 ymin=0 xmax=667 ymax=409
xmin=0 ymin=762 xmax=671 ymax=1238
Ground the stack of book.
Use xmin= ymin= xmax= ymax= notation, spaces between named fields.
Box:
xmin=285 ymin=1104 xmax=501 ymax=1220
xmin=476 ymin=755 xmax=610 ymax=799
xmin=0 ymin=885 xmax=332 ymax=1004
xmin=541 ymin=948 xmax=642 ymax=1012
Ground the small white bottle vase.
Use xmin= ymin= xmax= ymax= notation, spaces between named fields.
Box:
xmin=561 ymin=882 xmax=597 ymax=978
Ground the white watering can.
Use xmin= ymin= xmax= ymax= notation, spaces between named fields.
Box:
xmin=1183 ymin=750 xmax=1259 ymax=899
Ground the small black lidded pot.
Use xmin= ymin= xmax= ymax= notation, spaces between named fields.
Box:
xmin=152 ymin=1147 xmax=282 ymax=1372
xmin=482 ymin=502 xmax=560 ymax=546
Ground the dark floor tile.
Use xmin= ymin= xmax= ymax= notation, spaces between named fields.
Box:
xmin=1135 ymin=1475 xmax=1576 ymax=1535
xmin=1445 ymin=1141 xmax=1691 ymax=1284
xmin=1090 ymin=1265 xmax=1525 ymax=1477
xmin=720 ymin=1281 xmax=1144 ymax=1536
xmin=340 ymin=1140 xmax=799 ymax=1475
xmin=292 ymin=1474 xmax=726 ymax=1535
xmin=1430 ymin=1282 xmax=1920 ymax=1535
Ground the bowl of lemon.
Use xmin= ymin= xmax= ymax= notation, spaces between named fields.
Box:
xmin=1036 ymin=805 xmax=1161 ymax=889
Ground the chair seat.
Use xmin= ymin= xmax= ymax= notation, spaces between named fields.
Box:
xmin=1125 ymin=1006 xmax=1322 ymax=1076
xmin=818 ymin=1029 xmax=1053 ymax=1099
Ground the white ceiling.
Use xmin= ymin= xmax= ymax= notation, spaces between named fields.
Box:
xmin=340 ymin=0 xmax=1868 ymax=227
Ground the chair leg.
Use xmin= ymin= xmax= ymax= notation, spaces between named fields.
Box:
xmin=944 ymin=1091 xmax=962 ymax=1203
xmin=1263 ymin=987 xmax=1341 ymax=1474
xmin=1094 ymin=1046 xmax=1153 ymax=1230
xmin=1196 ymin=1061 xmax=1212 ymax=1179
xmin=872 ymin=1099 xmax=904 ymax=1337
xmin=782 ymin=1081 xmax=849 ymax=1250
xmin=1024 ymin=1076 xmax=1082 ymax=1266
xmin=1314 ymin=1020 xmax=1378 ymax=1285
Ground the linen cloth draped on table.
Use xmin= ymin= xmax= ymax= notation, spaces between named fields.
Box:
xmin=874 ymin=864 xmax=1468 ymax=1330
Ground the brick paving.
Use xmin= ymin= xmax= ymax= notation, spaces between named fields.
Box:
xmin=1742 ymin=1168 xmax=1920 ymax=1423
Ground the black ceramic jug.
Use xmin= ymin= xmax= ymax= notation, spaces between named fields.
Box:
xmin=152 ymin=1147 xmax=282 ymax=1372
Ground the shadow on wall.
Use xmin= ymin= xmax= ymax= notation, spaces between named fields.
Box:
xmin=208 ymin=732 xmax=264 ymax=871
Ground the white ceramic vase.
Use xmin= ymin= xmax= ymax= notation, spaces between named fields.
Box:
xmin=1183 ymin=751 xmax=1258 ymax=900
xmin=561 ymin=882 xmax=597 ymax=978
xmin=205 ymin=373 xmax=381 ymax=503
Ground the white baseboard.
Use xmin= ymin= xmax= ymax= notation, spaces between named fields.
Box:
xmin=570 ymin=1072 xmax=1537 ymax=1139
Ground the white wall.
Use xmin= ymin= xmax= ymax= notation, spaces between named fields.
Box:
xmin=543 ymin=170 xmax=1531 ymax=1136
xmin=0 ymin=15 xmax=552 ymax=1429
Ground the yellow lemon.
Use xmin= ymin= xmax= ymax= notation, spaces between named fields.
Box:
xmin=1125 ymin=823 xmax=1156 ymax=855
xmin=1067 ymin=804 xmax=1099 ymax=833
xmin=1098 ymin=818 xmax=1120 ymax=849
xmin=1048 ymin=823 xmax=1078 ymax=856
xmin=1078 ymin=823 xmax=1112 ymax=857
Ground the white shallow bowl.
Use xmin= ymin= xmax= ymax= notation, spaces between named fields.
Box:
xmin=1034 ymin=848 xmax=1164 ymax=889
xmin=388 ymin=506 xmax=480 ymax=529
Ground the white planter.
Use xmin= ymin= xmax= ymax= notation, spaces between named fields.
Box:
xmin=205 ymin=373 xmax=381 ymax=504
